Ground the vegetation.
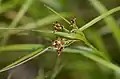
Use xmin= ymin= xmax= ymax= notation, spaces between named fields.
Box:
xmin=0 ymin=0 xmax=120 ymax=79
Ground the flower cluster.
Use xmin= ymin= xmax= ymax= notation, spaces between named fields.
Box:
xmin=52 ymin=37 xmax=64 ymax=56
xmin=52 ymin=17 xmax=77 ymax=56
xmin=53 ymin=21 xmax=63 ymax=33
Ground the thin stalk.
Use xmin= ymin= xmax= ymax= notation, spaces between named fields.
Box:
xmin=89 ymin=0 xmax=120 ymax=48
xmin=79 ymin=6 xmax=120 ymax=31
xmin=45 ymin=5 xmax=71 ymax=24
xmin=85 ymin=40 xmax=110 ymax=61
xmin=50 ymin=56 xmax=61 ymax=79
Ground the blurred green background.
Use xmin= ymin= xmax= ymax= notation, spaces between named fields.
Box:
xmin=0 ymin=0 xmax=120 ymax=79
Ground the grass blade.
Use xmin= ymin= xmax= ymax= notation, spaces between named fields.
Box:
xmin=55 ymin=32 xmax=86 ymax=40
xmin=0 ymin=44 xmax=43 ymax=52
xmin=64 ymin=48 xmax=120 ymax=72
xmin=1 ymin=29 xmax=85 ymax=41
xmin=79 ymin=6 xmax=120 ymax=31
xmin=45 ymin=5 xmax=71 ymax=24
xmin=88 ymin=0 xmax=120 ymax=47
xmin=0 ymin=47 xmax=50 ymax=73
xmin=86 ymin=29 xmax=110 ymax=59
xmin=35 ymin=30 xmax=86 ymax=41
xmin=0 ymin=13 xmax=71 ymax=37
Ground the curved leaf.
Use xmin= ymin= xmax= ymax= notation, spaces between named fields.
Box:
xmin=89 ymin=0 xmax=120 ymax=47
xmin=0 ymin=47 xmax=50 ymax=73
xmin=64 ymin=48 xmax=120 ymax=72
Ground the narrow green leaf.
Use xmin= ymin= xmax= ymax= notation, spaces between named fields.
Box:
xmin=0 ymin=12 xmax=71 ymax=37
xmin=79 ymin=6 xmax=120 ymax=31
xmin=0 ymin=44 xmax=43 ymax=52
xmin=44 ymin=5 xmax=71 ymax=24
xmin=55 ymin=32 xmax=85 ymax=40
xmin=26 ymin=30 xmax=86 ymax=41
xmin=86 ymin=29 xmax=110 ymax=59
xmin=0 ymin=47 xmax=50 ymax=73
xmin=89 ymin=0 xmax=120 ymax=48
xmin=64 ymin=48 xmax=120 ymax=72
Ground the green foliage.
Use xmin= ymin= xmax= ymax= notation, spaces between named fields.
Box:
xmin=89 ymin=0 xmax=120 ymax=48
xmin=0 ymin=0 xmax=120 ymax=79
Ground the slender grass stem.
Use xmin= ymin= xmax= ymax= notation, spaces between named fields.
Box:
xmin=79 ymin=6 xmax=120 ymax=31
xmin=45 ymin=5 xmax=71 ymax=24
xmin=50 ymin=56 xmax=61 ymax=79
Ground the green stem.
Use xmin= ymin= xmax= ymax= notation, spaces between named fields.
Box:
xmin=84 ymin=40 xmax=110 ymax=61
xmin=79 ymin=6 xmax=120 ymax=31
xmin=45 ymin=5 xmax=71 ymax=24
xmin=50 ymin=56 xmax=61 ymax=79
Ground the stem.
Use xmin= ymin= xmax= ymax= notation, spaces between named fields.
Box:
xmin=84 ymin=40 xmax=110 ymax=61
xmin=62 ymin=27 xmax=69 ymax=33
xmin=44 ymin=5 xmax=71 ymax=25
xmin=79 ymin=6 xmax=120 ymax=31
xmin=50 ymin=56 xmax=61 ymax=79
